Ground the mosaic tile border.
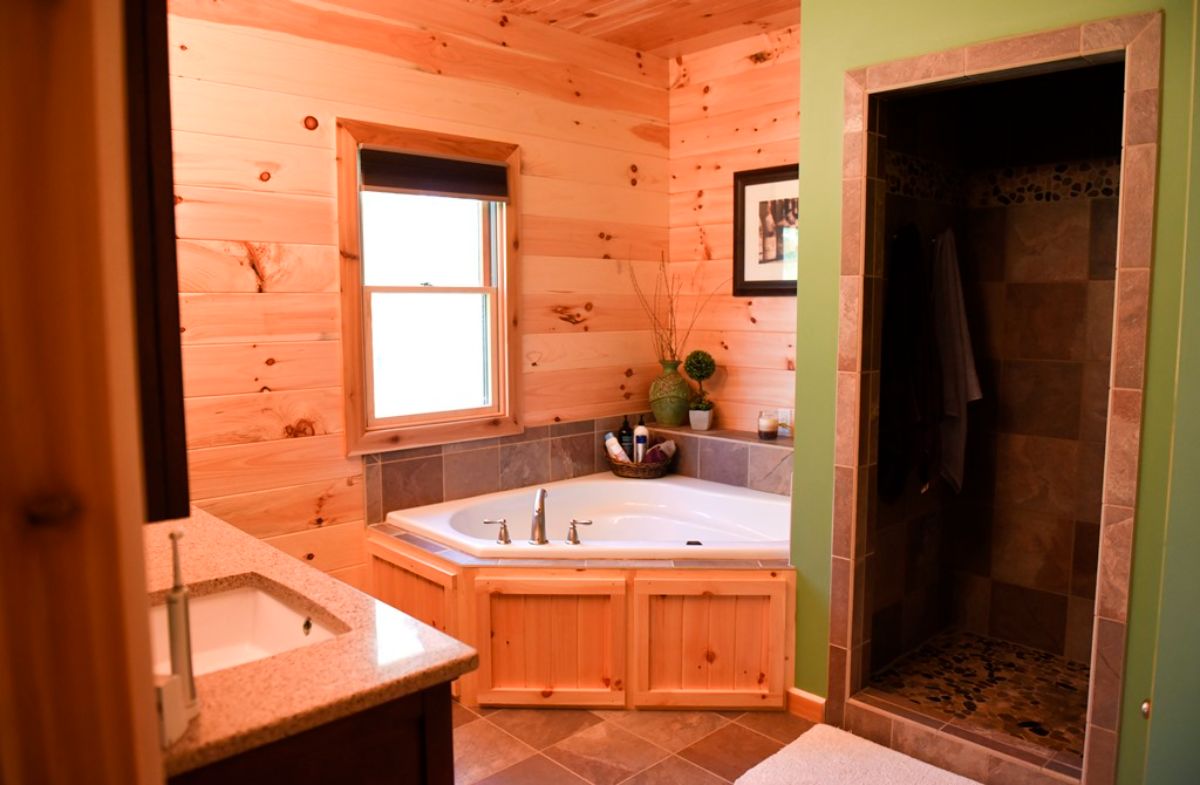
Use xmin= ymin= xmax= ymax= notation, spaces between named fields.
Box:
xmin=885 ymin=149 xmax=1122 ymax=207
xmin=968 ymin=158 xmax=1121 ymax=206
xmin=884 ymin=150 xmax=964 ymax=204
xmin=836 ymin=12 xmax=1162 ymax=785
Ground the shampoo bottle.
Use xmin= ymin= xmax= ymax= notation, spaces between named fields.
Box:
xmin=633 ymin=416 xmax=649 ymax=463
xmin=618 ymin=416 xmax=634 ymax=459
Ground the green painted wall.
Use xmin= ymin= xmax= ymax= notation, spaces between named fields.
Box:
xmin=1142 ymin=7 xmax=1200 ymax=778
xmin=791 ymin=2 xmax=1200 ymax=781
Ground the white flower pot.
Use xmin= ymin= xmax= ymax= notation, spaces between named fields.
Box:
xmin=689 ymin=409 xmax=713 ymax=431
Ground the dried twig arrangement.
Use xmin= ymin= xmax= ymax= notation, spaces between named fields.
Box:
xmin=630 ymin=256 xmax=724 ymax=362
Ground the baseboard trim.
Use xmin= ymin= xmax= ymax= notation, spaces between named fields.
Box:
xmin=787 ymin=687 xmax=825 ymax=723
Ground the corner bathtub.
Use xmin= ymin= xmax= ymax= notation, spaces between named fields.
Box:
xmin=384 ymin=472 xmax=789 ymax=560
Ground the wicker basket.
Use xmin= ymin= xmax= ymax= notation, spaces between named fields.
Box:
xmin=607 ymin=456 xmax=671 ymax=479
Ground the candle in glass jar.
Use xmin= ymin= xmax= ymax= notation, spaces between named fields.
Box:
xmin=758 ymin=411 xmax=779 ymax=440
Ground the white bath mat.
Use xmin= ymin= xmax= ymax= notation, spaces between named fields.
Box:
xmin=735 ymin=724 xmax=982 ymax=785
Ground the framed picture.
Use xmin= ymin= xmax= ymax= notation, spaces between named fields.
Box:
xmin=733 ymin=164 xmax=799 ymax=296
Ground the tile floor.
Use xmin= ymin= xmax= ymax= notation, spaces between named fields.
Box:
xmin=868 ymin=630 xmax=1090 ymax=757
xmin=451 ymin=702 xmax=815 ymax=785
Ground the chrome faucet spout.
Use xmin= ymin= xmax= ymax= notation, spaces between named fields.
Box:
xmin=167 ymin=530 xmax=198 ymax=713
xmin=530 ymin=488 xmax=549 ymax=544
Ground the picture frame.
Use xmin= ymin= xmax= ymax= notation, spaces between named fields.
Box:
xmin=732 ymin=164 xmax=799 ymax=297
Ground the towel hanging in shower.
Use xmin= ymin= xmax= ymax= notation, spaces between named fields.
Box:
xmin=932 ymin=228 xmax=981 ymax=492
xmin=878 ymin=224 xmax=942 ymax=502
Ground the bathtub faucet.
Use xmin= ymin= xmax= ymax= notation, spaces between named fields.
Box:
xmin=530 ymin=488 xmax=549 ymax=545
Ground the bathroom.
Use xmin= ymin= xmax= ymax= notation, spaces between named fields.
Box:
xmin=3 ymin=2 xmax=1199 ymax=785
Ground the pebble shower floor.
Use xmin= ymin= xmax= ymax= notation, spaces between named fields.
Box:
xmin=869 ymin=631 xmax=1090 ymax=757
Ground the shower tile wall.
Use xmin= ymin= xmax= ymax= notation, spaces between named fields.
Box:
xmin=868 ymin=154 xmax=1117 ymax=672
xmin=865 ymin=174 xmax=960 ymax=674
xmin=951 ymin=171 xmax=1117 ymax=663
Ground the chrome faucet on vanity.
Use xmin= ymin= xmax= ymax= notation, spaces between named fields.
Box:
xmin=167 ymin=530 xmax=198 ymax=714
xmin=530 ymin=488 xmax=549 ymax=544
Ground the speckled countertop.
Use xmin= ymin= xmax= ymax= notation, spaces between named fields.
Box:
xmin=145 ymin=508 xmax=477 ymax=777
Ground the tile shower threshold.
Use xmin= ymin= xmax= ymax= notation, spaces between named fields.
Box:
xmin=848 ymin=694 xmax=1082 ymax=783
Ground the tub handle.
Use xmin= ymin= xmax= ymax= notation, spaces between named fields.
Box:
xmin=567 ymin=519 xmax=592 ymax=545
xmin=483 ymin=518 xmax=511 ymax=544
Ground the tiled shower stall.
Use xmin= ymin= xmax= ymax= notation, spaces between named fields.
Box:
xmin=830 ymin=14 xmax=1161 ymax=785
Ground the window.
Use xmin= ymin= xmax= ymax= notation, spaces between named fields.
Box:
xmin=337 ymin=121 xmax=521 ymax=454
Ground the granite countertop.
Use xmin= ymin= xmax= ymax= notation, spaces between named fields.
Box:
xmin=145 ymin=508 xmax=477 ymax=777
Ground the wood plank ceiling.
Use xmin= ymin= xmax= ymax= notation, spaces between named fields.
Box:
xmin=458 ymin=0 xmax=799 ymax=57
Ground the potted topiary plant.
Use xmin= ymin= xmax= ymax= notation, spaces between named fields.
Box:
xmin=684 ymin=349 xmax=716 ymax=431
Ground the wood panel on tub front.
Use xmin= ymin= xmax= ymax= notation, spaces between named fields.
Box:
xmin=366 ymin=530 xmax=794 ymax=709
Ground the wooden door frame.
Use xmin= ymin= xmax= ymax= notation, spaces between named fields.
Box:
xmin=0 ymin=0 xmax=163 ymax=781
xmin=828 ymin=12 xmax=1162 ymax=785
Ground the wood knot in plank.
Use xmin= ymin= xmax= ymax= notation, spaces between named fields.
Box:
xmin=552 ymin=305 xmax=587 ymax=326
xmin=285 ymin=419 xmax=317 ymax=438
xmin=243 ymin=242 xmax=268 ymax=292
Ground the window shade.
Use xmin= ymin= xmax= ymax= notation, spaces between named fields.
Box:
xmin=360 ymin=148 xmax=508 ymax=201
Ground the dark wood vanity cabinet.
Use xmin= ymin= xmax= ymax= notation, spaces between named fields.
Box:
xmin=169 ymin=682 xmax=454 ymax=785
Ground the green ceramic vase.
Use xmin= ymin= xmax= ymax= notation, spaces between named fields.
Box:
xmin=649 ymin=359 xmax=691 ymax=426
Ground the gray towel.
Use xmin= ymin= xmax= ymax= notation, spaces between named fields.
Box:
xmin=933 ymin=229 xmax=981 ymax=492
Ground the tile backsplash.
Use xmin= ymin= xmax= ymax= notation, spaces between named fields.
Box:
xmin=363 ymin=415 xmax=794 ymax=523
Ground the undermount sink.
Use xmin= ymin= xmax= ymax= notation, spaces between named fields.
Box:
xmin=149 ymin=585 xmax=336 ymax=677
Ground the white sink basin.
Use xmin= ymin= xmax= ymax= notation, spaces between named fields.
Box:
xmin=149 ymin=586 xmax=336 ymax=677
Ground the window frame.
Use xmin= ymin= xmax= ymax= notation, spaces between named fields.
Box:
xmin=337 ymin=119 xmax=522 ymax=455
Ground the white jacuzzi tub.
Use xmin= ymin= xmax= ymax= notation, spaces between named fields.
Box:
xmin=384 ymin=472 xmax=790 ymax=559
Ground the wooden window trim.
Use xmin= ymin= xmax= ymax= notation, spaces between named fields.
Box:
xmin=337 ymin=119 xmax=522 ymax=456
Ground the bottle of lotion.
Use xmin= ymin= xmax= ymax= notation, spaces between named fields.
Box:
xmin=633 ymin=416 xmax=649 ymax=463
xmin=604 ymin=432 xmax=631 ymax=464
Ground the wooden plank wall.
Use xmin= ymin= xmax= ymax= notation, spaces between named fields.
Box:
xmin=669 ymin=27 xmax=800 ymax=432
xmin=165 ymin=0 xmax=670 ymax=577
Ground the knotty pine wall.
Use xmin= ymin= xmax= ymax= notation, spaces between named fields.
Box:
xmin=670 ymin=27 xmax=800 ymax=432
xmin=166 ymin=0 xmax=671 ymax=582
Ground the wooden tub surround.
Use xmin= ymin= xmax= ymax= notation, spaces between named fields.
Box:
xmin=367 ymin=524 xmax=795 ymax=710
xmin=831 ymin=12 xmax=1162 ymax=785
